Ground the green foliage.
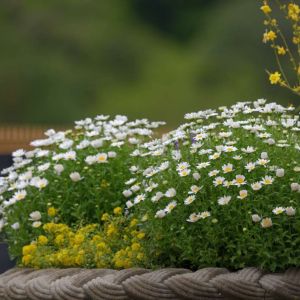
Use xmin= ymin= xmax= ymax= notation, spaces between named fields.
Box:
xmin=0 ymin=0 xmax=297 ymax=127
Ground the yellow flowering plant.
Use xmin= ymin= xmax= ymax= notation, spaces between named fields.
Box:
xmin=261 ymin=0 xmax=300 ymax=95
xmin=21 ymin=208 xmax=148 ymax=269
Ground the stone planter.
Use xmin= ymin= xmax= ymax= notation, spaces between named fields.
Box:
xmin=0 ymin=267 xmax=300 ymax=299
xmin=0 ymin=242 xmax=15 ymax=274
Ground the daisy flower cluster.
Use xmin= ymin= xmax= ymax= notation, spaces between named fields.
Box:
xmin=0 ymin=115 xmax=164 ymax=258
xmin=125 ymin=100 xmax=300 ymax=271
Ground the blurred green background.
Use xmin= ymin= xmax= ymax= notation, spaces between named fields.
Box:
xmin=0 ymin=0 xmax=299 ymax=128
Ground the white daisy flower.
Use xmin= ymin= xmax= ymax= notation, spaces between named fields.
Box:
xmin=256 ymin=159 xmax=270 ymax=166
xmin=194 ymin=132 xmax=208 ymax=141
xmin=241 ymin=146 xmax=256 ymax=153
xmin=34 ymin=178 xmax=48 ymax=190
xmin=222 ymin=163 xmax=233 ymax=173
xmin=63 ymin=151 xmax=77 ymax=160
xmin=123 ymin=190 xmax=133 ymax=198
xmin=131 ymin=184 xmax=140 ymax=192
xmin=54 ymin=164 xmax=64 ymax=175
xmin=165 ymin=188 xmax=176 ymax=198
xmin=126 ymin=200 xmax=133 ymax=208
xmin=151 ymin=192 xmax=164 ymax=202
xmin=192 ymin=172 xmax=201 ymax=180
xmin=32 ymin=221 xmax=42 ymax=228
xmin=251 ymin=182 xmax=262 ymax=191
xmin=261 ymin=152 xmax=269 ymax=159
xmin=286 ymin=207 xmax=296 ymax=216
xmin=213 ymin=176 xmax=225 ymax=186
xmin=155 ymin=210 xmax=166 ymax=218
xmin=179 ymin=169 xmax=191 ymax=177
xmin=272 ymin=207 xmax=285 ymax=215
xmin=37 ymin=163 xmax=51 ymax=172
xmin=165 ymin=200 xmax=177 ymax=213
xmin=13 ymin=190 xmax=27 ymax=201
xmin=108 ymin=151 xmax=117 ymax=158
xmin=245 ymin=162 xmax=256 ymax=172
xmin=223 ymin=180 xmax=234 ymax=188
xmin=96 ymin=153 xmax=108 ymax=163
xmin=176 ymin=162 xmax=190 ymax=171
xmin=233 ymin=155 xmax=242 ymax=160
xmin=125 ymin=178 xmax=136 ymax=185
xmin=29 ymin=211 xmax=42 ymax=221
xmin=217 ymin=196 xmax=231 ymax=205
xmin=275 ymin=168 xmax=285 ymax=177
xmin=134 ymin=194 xmax=146 ymax=204
xmin=187 ymin=213 xmax=201 ymax=223
xmin=12 ymin=149 xmax=26 ymax=157
xmin=70 ymin=172 xmax=83 ymax=182
xmin=11 ymin=222 xmax=20 ymax=230
xmin=189 ymin=185 xmax=202 ymax=194
xmin=223 ymin=146 xmax=237 ymax=152
xmin=199 ymin=211 xmax=211 ymax=219
xmin=261 ymin=176 xmax=274 ymax=185
xmin=233 ymin=175 xmax=246 ymax=186
xmin=219 ymin=131 xmax=232 ymax=138
xmin=237 ymin=190 xmax=248 ymax=199
xmin=291 ymin=182 xmax=300 ymax=191
xmin=159 ymin=161 xmax=169 ymax=171
xmin=208 ymin=170 xmax=220 ymax=177
xmin=261 ymin=217 xmax=272 ymax=228
xmin=196 ymin=162 xmax=210 ymax=169
xmin=184 ymin=195 xmax=196 ymax=205
xmin=209 ymin=152 xmax=221 ymax=160
xmin=251 ymin=214 xmax=261 ymax=222
xmin=85 ymin=155 xmax=97 ymax=165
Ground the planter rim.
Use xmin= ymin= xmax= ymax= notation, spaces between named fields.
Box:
xmin=0 ymin=267 xmax=299 ymax=299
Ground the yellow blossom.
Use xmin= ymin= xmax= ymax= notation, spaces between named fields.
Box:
xmin=277 ymin=46 xmax=286 ymax=55
xmin=269 ymin=71 xmax=281 ymax=84
xmin=74 ymin=234 xmax=85 ymax=245
xmin=263 ymin=30 xmax=277 ymax=43
xmin=136 ymin=252 xmax=144 ymax=261
xmin=293 ymin=36 xmax=300 ymax=44
xmin=129 ymin=218 xmax=138 ymax=227
xmin=113 ymin=207 xmax=122 ymax=215
xmin=131 ymin=242 xmax=141 ymax=251
xmin=288 ymin=3 xmax=300 ymax=21
xmin=54 ymin=234 xmax=65 ymax=246
xmin=137 ymin=232 xmax=145 ymax=239
xmin=22 ymin=244 xmax=37 ymax=256
xmin=261 ymin=4 xmax=272 ymax=14
xmin=100 ymin=179 xmax=110 ymax=188
xmin=107 ymin=224 xmax=117 ymax=236
xmin=101 ymin=213 xmax=110 ymax=222
xmin=22 ymin=255 xmax=32 ymax=266
xmin=47 ymin=207 xmax=57 ymax=217
xmin=37 ymin=235 xmax=48 ymax=245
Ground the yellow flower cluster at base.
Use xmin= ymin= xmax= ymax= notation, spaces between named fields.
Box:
xmin=21 ymin=209 xmax=148 ymax=269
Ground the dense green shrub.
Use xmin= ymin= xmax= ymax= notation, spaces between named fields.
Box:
xmin=126 ymin=100 xmax=300 ymax=271
xmin=0 ymin=115 xmax=163 ymax=257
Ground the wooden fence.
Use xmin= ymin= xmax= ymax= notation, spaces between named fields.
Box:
xmin=0 ymin=125 xmax=60 ymax=154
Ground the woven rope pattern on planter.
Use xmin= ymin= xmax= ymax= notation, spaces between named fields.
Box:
xmin=1 ymin=267 xmax=300 ymax=299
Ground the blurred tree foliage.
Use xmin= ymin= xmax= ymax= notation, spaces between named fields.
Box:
xmin=0 ymin=0 xmax=298 ymax=127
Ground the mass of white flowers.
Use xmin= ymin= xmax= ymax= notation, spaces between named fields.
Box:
xmin=124 ymin=100 xmax=300 ymax=271
xmin=0 ymin=114 xmax=164 ymax=257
